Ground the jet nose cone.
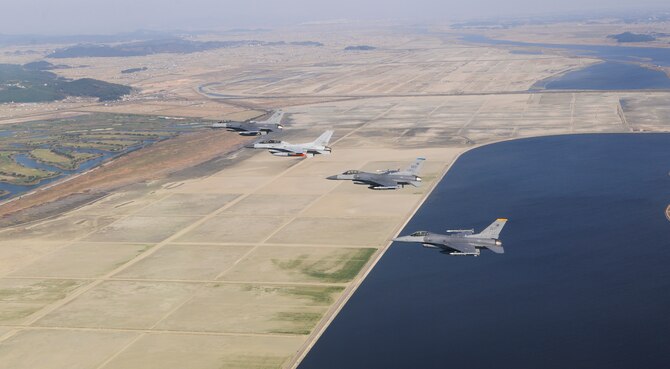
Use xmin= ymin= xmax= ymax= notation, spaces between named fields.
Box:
xmin=326 ymin=175 xmax=338 ymax=180
xmin=244 ymin=144 xmax=256 ymax=149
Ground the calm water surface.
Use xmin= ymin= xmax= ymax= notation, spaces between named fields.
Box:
xmin=461 ymin=34 xmax=670 ymax=66
xmin=535 ymin=61 xmax=670 ymax=90
xmin=298 ymin=134 xmax=670 ymax=369
xmin=462 ymin=34 xmax=670 ymax=90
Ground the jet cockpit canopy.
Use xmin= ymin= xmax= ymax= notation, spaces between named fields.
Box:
xmin=410 ymin=231 xmax=428 ymax=237
xmin=343 ymin=170 xmax=361 ymax=175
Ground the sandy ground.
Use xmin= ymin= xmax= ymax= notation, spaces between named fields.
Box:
xmin=1 ymin=23 xmax=670 ymax=369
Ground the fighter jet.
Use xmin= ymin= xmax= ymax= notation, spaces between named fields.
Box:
xmin=327 ymin=158 xmax=426 ymax=190
xmin=393 ymin=219 xmax=508 ymax=256
xmin=249 ymin=130 xmax=334 ymax=157
xmin=211 ymin=110 xmax=284 ymax=136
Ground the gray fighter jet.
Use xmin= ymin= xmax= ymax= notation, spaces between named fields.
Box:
xmin=211 ymin=110 xmax=284 ymax=136
xmin=393 ymin=218 xmax=508 ymax=256
xmin=249 ymin=130 xmax=333 ymax=157
xmin=327 ymin=158 xmax=426 ymax=190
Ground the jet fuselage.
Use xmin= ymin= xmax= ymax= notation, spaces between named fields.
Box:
xmin=394 ymin=219 xmax=507 ymax=256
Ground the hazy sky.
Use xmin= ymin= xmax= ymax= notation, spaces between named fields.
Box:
xmin=4 ymin=0 xmax=669 ymax=34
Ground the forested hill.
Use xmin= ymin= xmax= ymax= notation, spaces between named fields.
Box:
xmin=0 ymin=63 xmax=132 ymax=103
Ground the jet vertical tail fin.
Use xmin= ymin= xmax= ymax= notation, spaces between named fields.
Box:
xmin=312 ymin=130 xmax=334 ymax=146
xmin=397 ymin=157 xmax=426 ymax=176
xmin=476 ymin=218 xmax=507 ymax=239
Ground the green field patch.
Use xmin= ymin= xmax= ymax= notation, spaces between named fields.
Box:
xmin=6 ymin=138 xmax=55 ymax=147
xmin=0 ymin=114 xmax=208 ymax=141
xmin=0 ymin=279 xmax=86 ymax=322
xmin=218 ymin=355 xmax=290 ymax=369
xmin=275 ymin=285 xmax=344 ymax=305
xmin=0 ymin=279 xmax=81 ymax=301
xmin=224 ymin=356 xmax=289 ymax=369
xmin=240 ymin=284 xmax=343 ymax=305
xmin=120 ymin=130 xmax=175 ymax=136
xmin=93 ymin=139 xmax=140 ymax=147
xmin=272 ymin=248 xmax=376 ymax=283
xmin=60 ymin=141 xmax=125 ymax=152
xmin=29 ymin=148 xmax=100 ymax=170
xmin=0 ymin=151 xmax=59 ymax=185
xmin=79 ymin=132 xmax=164 ymax=141
xmin=271 ymin=311 xmax=323 ymax=335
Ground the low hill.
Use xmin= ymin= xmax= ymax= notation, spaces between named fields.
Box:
xmin=121 ymin=67 xmax=148 ymax=74
xmin=22 ymin=61 xmax=57 ymax=71
xmin=59 ymin=78 xmax=132 ymax=101
xmin=0 ymin=63 xmax=132 ymax=103
xmin=48 ymin=38 xmax=323 ymax=58
xmin=607 ymin=32 xmax=656 ymax=43
xmin=344 ymin=45 xmax=376 ymax=51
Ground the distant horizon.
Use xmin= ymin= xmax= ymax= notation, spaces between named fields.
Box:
xmin=3 ymin=1 xmax=670 ymax=36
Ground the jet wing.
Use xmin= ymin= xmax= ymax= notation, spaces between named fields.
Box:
xmin=239 ymin=130 xmax=262 ymax=136
xmin=442 ymin=240 xmax=477 ymax=254
xmin=268 ymin=146 xmax=306 ymax=155
xmin=364 ymin=175 xmax=399 ymax=189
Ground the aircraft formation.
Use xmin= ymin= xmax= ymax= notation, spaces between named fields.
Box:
xmin=215 ymin=109 xmax=507 ymax=255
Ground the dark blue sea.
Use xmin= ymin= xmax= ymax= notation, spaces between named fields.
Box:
xmin=298 ymin=134 xmax=670 ymax=369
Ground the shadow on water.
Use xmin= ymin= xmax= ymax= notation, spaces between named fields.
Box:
xmin=298 ymin=134 xmax=670 ymax=369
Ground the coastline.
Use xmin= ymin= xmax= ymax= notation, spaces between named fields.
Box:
xmin=286 ymin=142 xmax=481 ymax=369
xmin=289 ymin=133 xmax=670 ymax=369
xmin=286 ymin=131 xmax=670 ymax=369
